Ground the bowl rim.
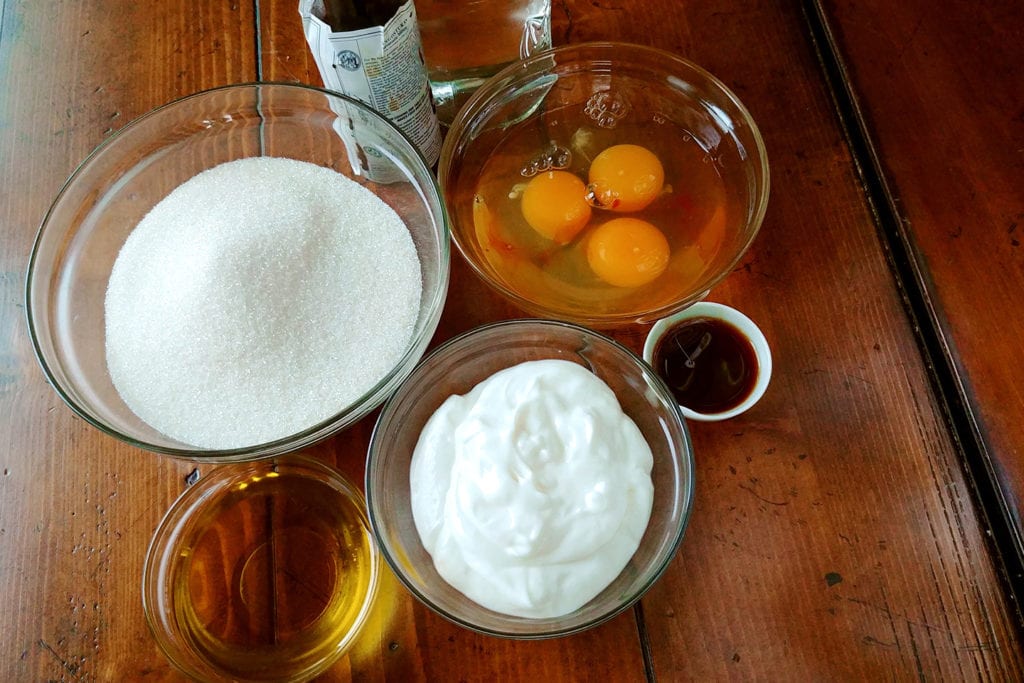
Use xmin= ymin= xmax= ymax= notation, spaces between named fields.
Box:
xmin=365 ymin=317 xmax=696 ymax=639
xmin=24 ymin=81 xmax=451 ymax=462
xmin=437 ymin=40 xmax=771 ymax=326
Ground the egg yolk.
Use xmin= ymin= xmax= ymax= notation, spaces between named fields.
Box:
xmin=586 ymin=217 xmax=670 ymax=287
xmin=520 ymin=171 xmax=592 ymax=244
xmin=588 ymin=144 xmax=665 ymax=212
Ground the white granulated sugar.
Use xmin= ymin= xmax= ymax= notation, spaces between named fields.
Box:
xmin=104 ymin=157 xmax=422 ymax=449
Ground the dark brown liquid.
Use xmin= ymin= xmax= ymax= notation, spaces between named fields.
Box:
xmin=653 ymin=317 xmax=758 ymax=414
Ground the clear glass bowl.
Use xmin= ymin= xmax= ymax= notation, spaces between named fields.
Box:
xmin=142 ymin=455 xmax=380 ymax=682
xmin=438 ymin=42 xmax=769 ymax=326
xmin=366 ymin=319 xmax=695 ymax=638
xmin=25 ymin=82 xmax=450 ymax=462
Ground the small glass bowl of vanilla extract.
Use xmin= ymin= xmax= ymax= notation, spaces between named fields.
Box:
xmin=644 ymin=302 xmax=772 ymax=421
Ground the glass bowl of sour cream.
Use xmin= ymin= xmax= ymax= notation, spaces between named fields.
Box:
xmin=366 ymin=319 xmax=695 ymax=638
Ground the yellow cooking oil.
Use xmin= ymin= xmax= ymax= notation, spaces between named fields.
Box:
xmin=168 ymin=468 xmax=376 ymax=681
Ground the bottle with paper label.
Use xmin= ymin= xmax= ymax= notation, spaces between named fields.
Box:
xmin=299 ymin=0 xmax=442 ymax=180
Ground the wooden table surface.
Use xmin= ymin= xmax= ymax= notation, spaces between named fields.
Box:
xmin=2 ymin=0 xmax=1023 ymax=680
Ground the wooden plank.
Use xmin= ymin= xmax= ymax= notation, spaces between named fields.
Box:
xmin=0 ymin=1 xmax=255 ymax=680
xmin=258 ymin=3 xmax=650 ymax=680
xmin=817 ymin=0 xmax=1024 ymax=569
xmin=610 ymin=0 xmax=1024 ymax=678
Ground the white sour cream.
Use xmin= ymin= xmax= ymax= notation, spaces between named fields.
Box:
xmin=409 ymin=359 xmax=654 ymax=619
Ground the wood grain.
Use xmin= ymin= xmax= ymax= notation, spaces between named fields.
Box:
xmin=0 ymin=0 xmax=1021 ymax=680
xmin=0 ymin=2 xmax=254 ymax=680
xmin=818 ymin=0 xmax=1024 ymax=568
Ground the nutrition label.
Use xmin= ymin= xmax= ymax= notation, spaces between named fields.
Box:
xmin=300 ymin=0 xmax=442 ymax=167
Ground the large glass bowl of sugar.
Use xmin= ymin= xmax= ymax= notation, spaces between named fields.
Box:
xmin=26 ymin=83 xmax=450 ymax=461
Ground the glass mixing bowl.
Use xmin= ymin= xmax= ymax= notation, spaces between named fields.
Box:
xmin=366 ymin=319 xmax=695 ymax=638
xmin=26 ymin=82 xmax=449 ymax=461
xmin=438 ymin=42 xmax=768 ymax=326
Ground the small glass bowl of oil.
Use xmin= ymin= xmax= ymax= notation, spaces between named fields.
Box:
xmin=438 ymin=42 xmax=769 ymax=326
xmin=142 ymin=455 xmax=380 ymax=682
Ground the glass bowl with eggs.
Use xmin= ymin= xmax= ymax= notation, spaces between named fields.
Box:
xmin=25 ymin=82 xmax=450 ymax=461
xmin=366 ymin=319 xmax=695 ymax=638
xmin=438 ymin=42 xmax=769 ymax=325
